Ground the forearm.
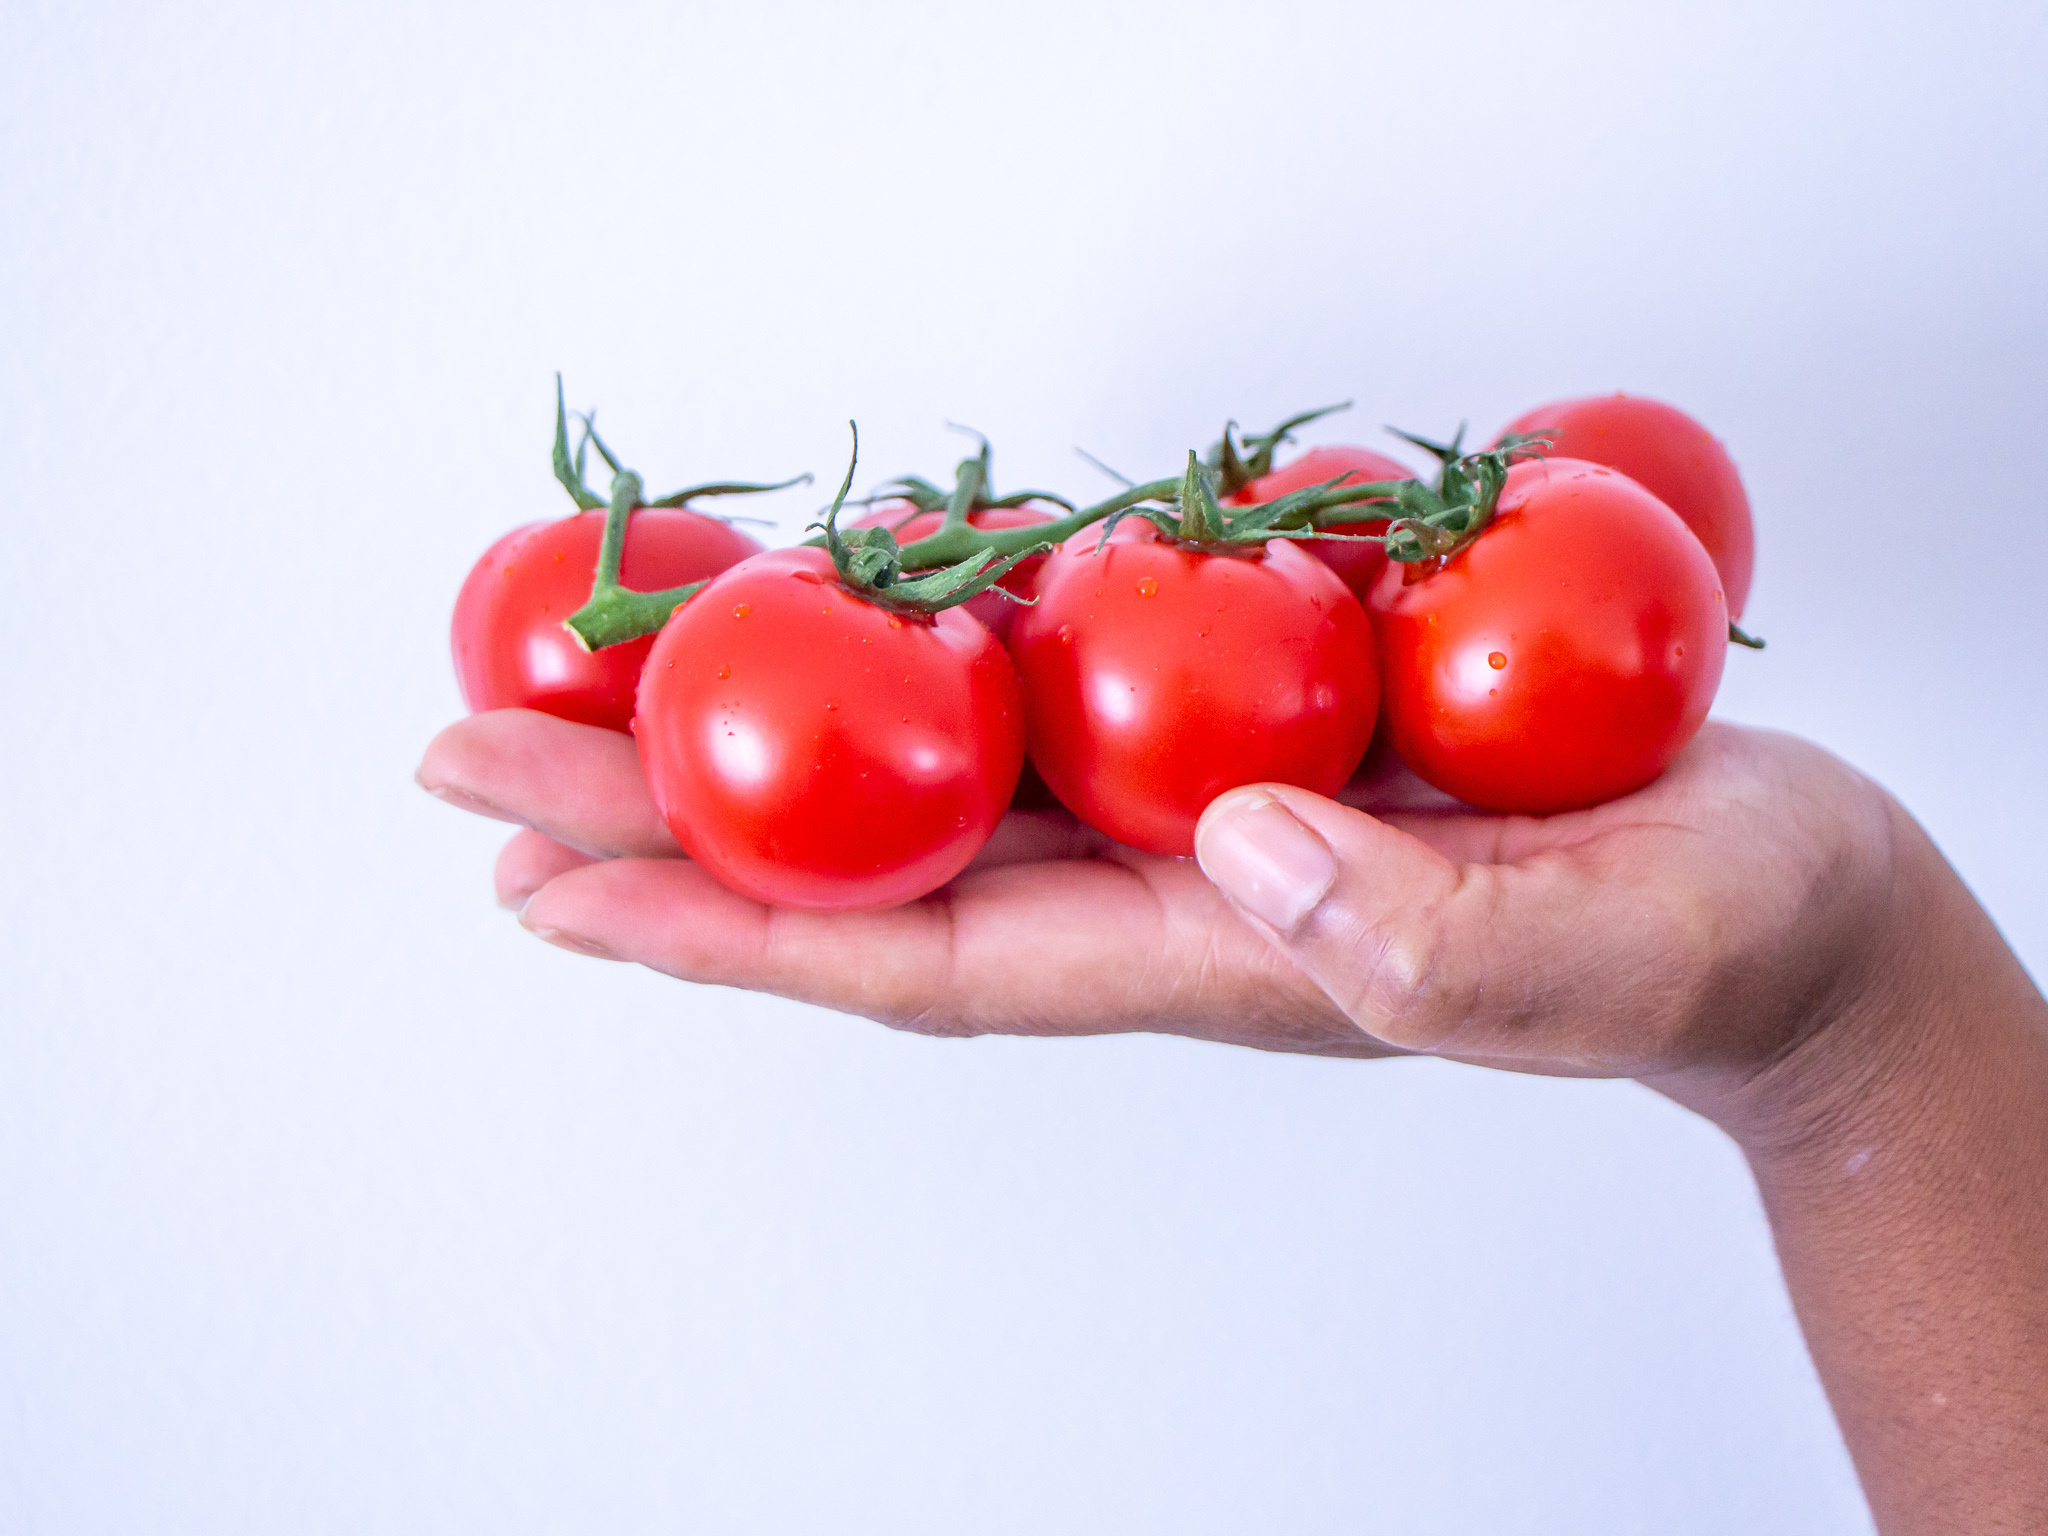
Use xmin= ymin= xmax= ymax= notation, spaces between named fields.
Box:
xmin=1723 ymin=821 xmax=2048 ymax=1533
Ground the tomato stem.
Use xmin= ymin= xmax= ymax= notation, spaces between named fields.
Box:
xmin=861 ymin=426 xmax=1075 ymax=533
xmin=562 ymin=469 xmax=717 ymax=651
xmin=545 ymin=378 xmax=813 ymax=651
xmin=1208 ymin=402 xmax=1354 ymax=495
xmin=551 ymin=375 xmax=605 ymax=511
xmin=816 ymin=425 xmax=1054 ymax=614
xmin=889 ymin=478 xmax=1183 ymax=566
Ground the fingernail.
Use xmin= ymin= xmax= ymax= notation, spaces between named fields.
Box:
xmin=517 ymin=904 xmax=619 ymax=960
xmin=1195 ymin=791 xmax=1337 ymax=934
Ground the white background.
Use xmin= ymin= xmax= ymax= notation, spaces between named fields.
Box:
xmin=4 ymin=1 xmax=2044 ymax=1531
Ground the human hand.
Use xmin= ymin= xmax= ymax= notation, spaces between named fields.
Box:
xmin=419 ymin=707 xmax=2048 ymax=1532
xmin=416 ymin=709 xmax=1909 ymax=1113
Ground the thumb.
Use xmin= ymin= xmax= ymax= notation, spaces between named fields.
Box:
xmin=1193 ymin=783 xmax=1481 ymax=1054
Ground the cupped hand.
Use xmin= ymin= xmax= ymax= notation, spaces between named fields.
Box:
xmin=418 ymin=709 xmax=1911 ymax=1100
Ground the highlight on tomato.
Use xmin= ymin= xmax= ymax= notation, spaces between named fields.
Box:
xmin=449 ymin=378 xmax=804 ymax=731
xmin=1497 ymin=392 xmax=1756 ymax=619
xmin=1009 ymin=452 xmax=1381 ymax=857
xmin=631 ymin=431 xmax=1038 ymax=911
xmin=1367 ymin=451 xmax=1729 ymax=815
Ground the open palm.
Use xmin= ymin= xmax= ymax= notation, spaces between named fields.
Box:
xmin=419 ymin=710 xmax=1903 ymax=1091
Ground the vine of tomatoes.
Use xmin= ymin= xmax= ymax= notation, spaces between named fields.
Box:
xmin=451 ymin=387 xmax=1761 ymax=907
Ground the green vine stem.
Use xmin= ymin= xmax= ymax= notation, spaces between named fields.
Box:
xmin=558 ymin=411 xmax=1769 ymax=655
xmin=1208 ymin=402 xmax=1353 ymax=495
xmin=851 ymin=425 xmax=1077 ymax=535
xmin=551 ymin=377 xmax=810 ymax=653
xmin=814 ymin=425 xmax=1056 ymax=615
xmin=562 ymin=470 xmax=717 ymax=651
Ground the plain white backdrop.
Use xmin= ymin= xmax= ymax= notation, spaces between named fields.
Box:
xmin=3 ymin=1 xmax=2044 ymax=1531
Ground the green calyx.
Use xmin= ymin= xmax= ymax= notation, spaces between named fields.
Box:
xmin=814 ymin=425 xmax=1054 ymax=615
xmin=1368 ymin=436 xmax=1535 ymax=564
xmin=1085 ymin=431 xmax=1553 ymax=564
xmin=855 ymin=423 xmax=1075 ymax=536
xmin=553 ymin=375 xmax=811 ymax=517
xmin=1089 ymin=449 xmax=1407 ymax=552
xmin=554 ymin=375 xmax=811 ymax=652
xmin=1207 ymin=401 xmax=1354 ymax=495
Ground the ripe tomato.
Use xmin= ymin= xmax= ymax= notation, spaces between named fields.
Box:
xmin=634 ymin=546 xmax=1025 ymax=910
xmin=452 ymin=508 xmax=762 ymax=732
xmin=1499 ymin=393 xmax=1755 ymax=617
xmin=1369 ymin=457 xmax=1727 ymax=814
xmin=1009 ymin=523 xmax=1379 ymax=856
xmin=848 ymin=501 xmax=1059 ymax=639
xmin=1225 ymin=445 xmax=1413 ymax=603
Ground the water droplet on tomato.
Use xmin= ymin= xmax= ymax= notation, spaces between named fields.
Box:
xmin=717 ymin=664 xmax=731 ymax=679
xmin=888 ymin=616 xmax=903 ymax=629
xmin=733 ymin=603 xmax=751 ymax=618
xmin=825 ymin=701 xmax=838 ymax=711
xmin=1058 ymin=624 xmax=1074 ymax=643
xmin=1488 ymin=651 xmax=1507 ymax=669
xmin=1136 ymin=577 xmax=1158 ymax=597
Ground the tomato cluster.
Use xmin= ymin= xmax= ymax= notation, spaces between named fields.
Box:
xmin=452 ymin=388 xmax=1757 ymax=909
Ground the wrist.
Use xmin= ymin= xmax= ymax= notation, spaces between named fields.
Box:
xmin=1652 ymin=791 xmax=2003 ymax=1166
xmin=1668 ymin=798 xmax=2048 ymax=1533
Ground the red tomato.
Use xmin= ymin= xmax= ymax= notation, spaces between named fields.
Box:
xmin=1369 ymin=458 xmax=1727 ymax=814
xmin=1499 ymin=393 xmax=1755 ymax=617
xmin=848 ymin=501 xmax=1059 ymax=639
xmin=1225 ymin=445 xmax=1414 ymax=603
xmin=452 ymin=508 xmax=762 ymax=732
xmin=634 ymin=546 xmax=1025 ymax=910
xmin=1009 ymin=523 xmax=1379 ymax=856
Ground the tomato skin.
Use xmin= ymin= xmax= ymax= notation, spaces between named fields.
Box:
xmin=1009 ymin=524 xmax=1380 ymax=856
xmin=1499 ymin=394 xmax=1755 ymax=618
xmin=1225 ymin=445 xmax=1414 ymax=603
xmin=451 ymin=508 xmax=763 ymax=732
xmin=848 ymin=501 xmax=1059 ymax=639
xmin=633 ymin=547 xmax=1025 ymax=911
xmin=1369 ymin=458 xmax=1727 ymax=815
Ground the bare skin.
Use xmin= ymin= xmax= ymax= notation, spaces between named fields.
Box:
xmin=419 ymin=709 xmax=2048 ymax=1533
